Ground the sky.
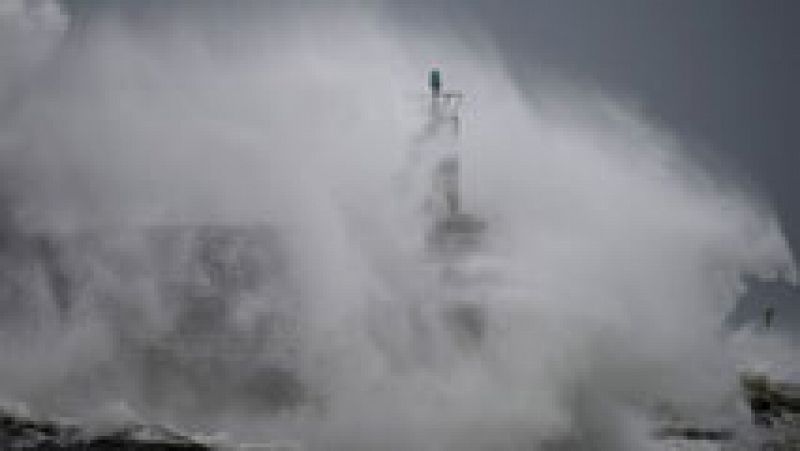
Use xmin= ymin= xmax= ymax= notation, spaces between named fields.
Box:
xmin=448 ymin=0 xmax=800 ymax=256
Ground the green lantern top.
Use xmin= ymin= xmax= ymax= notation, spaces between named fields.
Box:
xmin=429 ymin=69 xmax=441 ymax=95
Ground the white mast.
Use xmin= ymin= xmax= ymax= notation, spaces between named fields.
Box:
xmin=425 ymin=69 xmax=485 ymax=252
xmin=429 ymin=68 xmax=463 ymax=217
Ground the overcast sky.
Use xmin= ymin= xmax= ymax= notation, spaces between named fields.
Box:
xmin=447 ymin=0 xmax=800 ymax=256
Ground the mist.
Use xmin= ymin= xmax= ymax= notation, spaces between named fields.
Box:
xmin=0 ymin=1 xmax=795 ymax=449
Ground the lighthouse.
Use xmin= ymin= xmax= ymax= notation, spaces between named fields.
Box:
xmin=422 ymin=69 xmax=489 ymax=348
xmin=425 ymin=69 xmax=486 ymax=253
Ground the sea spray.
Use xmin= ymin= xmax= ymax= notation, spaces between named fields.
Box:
xmin=0 ymin=2 xmax=795 ymax=449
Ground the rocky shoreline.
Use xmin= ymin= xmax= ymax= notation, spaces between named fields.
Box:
xmin=1 ymin=373 xmax=798 ymax=450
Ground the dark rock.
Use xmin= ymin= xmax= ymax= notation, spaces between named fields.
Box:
xmin=0 ymin=407 xmax=211 ymax=450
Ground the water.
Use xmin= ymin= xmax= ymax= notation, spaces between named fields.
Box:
xmin=0 ymin=2 xmax=796 ymax=449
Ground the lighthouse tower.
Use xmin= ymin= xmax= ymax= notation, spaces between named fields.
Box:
xmin=423 ymin=69 xmax=489 ymax=348
xmin=425 ymin=69 xmax=486 ymax=253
